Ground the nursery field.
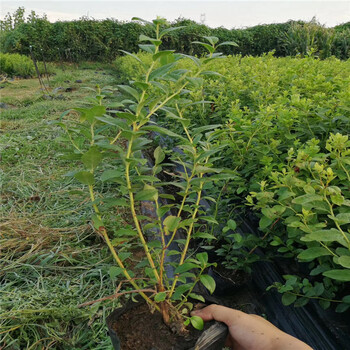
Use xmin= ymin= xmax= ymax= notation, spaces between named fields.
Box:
xmin=1 ymin=46 xmax=350 ymax=350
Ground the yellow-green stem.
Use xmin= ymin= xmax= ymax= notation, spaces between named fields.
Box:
xmin=88 ymin=184 xmax=158 ymax=310
xmin=125 ymin=131 xmax=161 ymax=282
xmin=169 ymin=178 xmax=204 ymax=298
xmin=110 ymin=130 xmax=122 ymax=145
xmin=285 ymin=291 xmax=342 ymax=303
xmin=155 ymin=199 xmax=167 ymax=289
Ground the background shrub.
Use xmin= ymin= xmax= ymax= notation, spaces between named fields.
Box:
xmin=1 ymin=8 xmax=349 ymax=61
xmin=0 ymin=53 xmax=35 ymax=76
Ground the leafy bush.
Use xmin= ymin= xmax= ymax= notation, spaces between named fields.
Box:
xmin=332 ymin=29 xmax=350 ymax=60
xmin=145 ymin=53 xmax=349 ymax=311
xmin=0 ymin=53 xmax=35 ymax=76
xmin=59 ymin=19 xmax=240 ymax=331
xmin=249 ymin=134 xmax=350 ymax=312
xmin=282 ymin=19 xmax=335 ymax=59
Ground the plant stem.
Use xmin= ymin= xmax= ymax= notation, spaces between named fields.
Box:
xmin=169 ymin=177 xmax=204 ymax=298
xmin=88 ymin=184 xmax=159 ymax=310
xmin=176 ymin=270 xmax=203 ymax=311
xmin=285 ymin=291 xmax=342 ymax=303
xmin=110 ymin=130 xmax=122 ymax=145
xmin=124 ymin=131 xmax=161 ymax=282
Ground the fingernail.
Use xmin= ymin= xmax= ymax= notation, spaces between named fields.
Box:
xmin=191 ymin=310 xmax=200 ymax=316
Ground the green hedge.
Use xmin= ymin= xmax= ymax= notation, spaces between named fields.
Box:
xmin=1 ymin=15 xmax=349 ymax=61
xmin=0 ymin=53 xmax=35 ymax=76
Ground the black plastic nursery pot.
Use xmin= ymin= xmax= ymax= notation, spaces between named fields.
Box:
xmin=106 ymin=299 xmax=228 ymax=350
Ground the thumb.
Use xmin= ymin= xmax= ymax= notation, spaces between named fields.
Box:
xmin=191 ymin=304 xmax=246 ymax=326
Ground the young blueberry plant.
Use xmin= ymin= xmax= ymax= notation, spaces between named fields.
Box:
xmin=59 ymin=17 xmax=237 ymax=333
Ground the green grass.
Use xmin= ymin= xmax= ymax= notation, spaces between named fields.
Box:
xmin=0 ymin=63 xmax=126 ymax=349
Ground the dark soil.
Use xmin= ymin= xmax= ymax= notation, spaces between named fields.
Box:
xmin=212 ymin=266 xmax=250 ymax=295
xmin=110 ymin=302 xmax=206 ymax=350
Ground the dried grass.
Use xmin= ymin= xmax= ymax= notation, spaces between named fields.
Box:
xmin=0 ymin=213 xmax=90 ymax=261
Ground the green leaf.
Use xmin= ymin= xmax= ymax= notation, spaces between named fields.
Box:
xmin=96 ymin=116 xmax=129 ymax=128
xmin=217 ymin=41 xmax=239 ymax=47
xmin=203 ymin=36 xmax=219 ymax=45
xmin=261 ymin=207 xmax=277 ymax=220
xmin=259 ymin=216 xmax=273 ymax=230
xmin=342 ymin=295 xmax=350 ymax=304
xmin=109 ymin=266 xmax=123 ymax=279
xmin=294 ymin=297 xmax=309 ymax=307
xmin=304 ymin=184 xmax=315 ymax=194
xmin=301 ymin=229 xmax=346 ymax=246
xmin=135 ymin=185 xmax=158 ymax=201
xmin=133 ymin=81 xmax=149 ymax=91
xmin=319 ymin=299 xmax=331 ymax=310
xmin=75 ymin=105 xmax=106 ymax=123
xmin=190 ymin=316 xmax=204 ymax=330
xmin=115 ymin=228 xmax=137 ymax=237
xmin=292 ymin=194 xmax=323 ymax=205
xmin=199 ymin=216 xmax=219 ymax=224
xmin=101 ymin=169 xmax=123 ymax=182
xmin=119 ymin=49 xmax=144 ymax=64
xmin=297 ymin=247 xmax=332 ymax=260
xmin=192 ymin=41 xmax=215 ymax=53
xmin=117 ymin=85 xmax=140 ymax=101
xmin=132 ymin=17 xmax=153 ymax=25
xmin=227 ymin=219 xmax=237 ymax=230
xmin=230 ymin=233 xmax=243 ymax=243
xmin=193 ymin=124 xmax=221 ymax=135
xmin=196 ymin=252 xmax=208 ymax=266
xmin=322 ymin=269 xmax=350 ymax=282
xmin=154 ymin=292 xmax=167 ymax=302
xmin=331 ymin=194 xmax=344 ymax=206
xmin=335 ymin=213 xmax=350 ymax=225
xmin=114 ymin=112 xmax=137 ymax=124
xmin=171 ymin=284 xmax=192 ymax=300
xmin=189 ymin=293 xmax=205 ymax=303
xmin=82 ymin=147 xmax=102 ymax=171
xmin=154 ymin=146 xmax=165 ymax=164
xmin=281 ymin=293 xmax=297 ymax=306
xmin=193 ymin=232 xmax=216 ymax=240
xmin=200 ymin=274 xmax=216 ymax=294
xmin=139 ymin=44 xmax=156 ymax=54
xmin=91 ymin=214 xmax=103 ymax=231
xmin=338 ymin=256 xmax=350 ymax=269
xmin=163 ymin=216 xmax=181 ymax=232
xmin=175 ymin=263 xmax=198 ymax=274
xmin=143 ymin=125 xmax=186 ymax=140
xmin=336 ymin=303 xmax=350 ymax=313
xmin=149 ymin=62 xmax=177 ymax=81
xmin=74 ymin=171 xmax=94 ymax=185
xmin=195 ymin=166 xmax=221 ymax=175
xmin=152 ymin=50 xmax=175 ymax=61
xmin=179 ymin=54 xmax=201 ymax=67
xmin=138 ymin=34 xmax=162 ymax=46
xmin=313 ymin=283 xmax=325 ymax=296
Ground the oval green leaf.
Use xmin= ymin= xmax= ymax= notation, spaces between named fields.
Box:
xmin=200 ymin=274 xmax=216 ymax=294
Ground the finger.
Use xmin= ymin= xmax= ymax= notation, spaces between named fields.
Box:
xmin=191 ymin=304 xmax=248 ymax=327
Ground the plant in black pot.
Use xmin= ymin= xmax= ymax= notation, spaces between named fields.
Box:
xmin=59 ymin=17 xmax=238 ymax=350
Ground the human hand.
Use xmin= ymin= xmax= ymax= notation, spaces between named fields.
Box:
xmin=191 ymin=304 xmax=313 ymax=350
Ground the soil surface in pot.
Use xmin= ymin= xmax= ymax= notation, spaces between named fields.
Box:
xmin=110 ymin=302 xmax=206 ymax=350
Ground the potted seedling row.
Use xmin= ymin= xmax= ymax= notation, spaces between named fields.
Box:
xmin=59 ymin=17 xmax=237 ymax=349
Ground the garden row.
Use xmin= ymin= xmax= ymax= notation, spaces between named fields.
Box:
xmin=1 ymin=7 xmax=349 ymax=61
